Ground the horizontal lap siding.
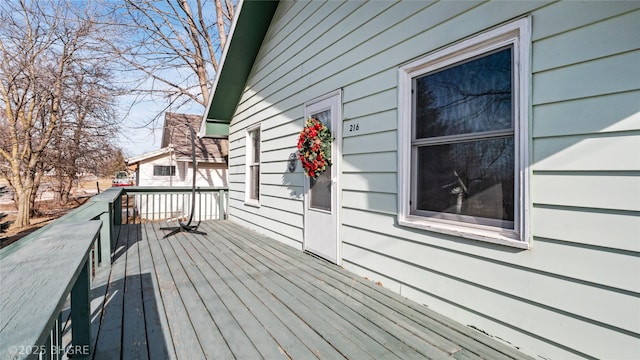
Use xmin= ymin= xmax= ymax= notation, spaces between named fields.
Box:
xmin=526 ymin=4 xmax=640 ymax=358
xmin=228 ymin=1 xmax=640 ymax=359
xmin=228 ymin=0 xmax=404 ymax=252
xmin=342 ymin=235 xmax=636 ymax=358
xmin=533 ymin=91 xmax=640 ymax=137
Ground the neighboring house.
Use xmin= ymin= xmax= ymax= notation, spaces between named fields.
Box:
xmin=128 ymin=112 xmax=228 ymax=220
xmin=129 ymin=112 xmax=228 ymax=187
xmin=200 ymin=1 xmax=639 ymax=359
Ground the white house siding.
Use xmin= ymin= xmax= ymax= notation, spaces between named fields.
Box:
xmin=135 ymin=155 xmax=227 ymax=221
xmin=183 ymin=162 xmax=228 ymax=187
xmin=227 ymin=1 xmax=640 ymax=358
xmin=136 ymin=153 xmax=183 ymax=187
xmin=137 ymin=155 xmax=227 ymax=188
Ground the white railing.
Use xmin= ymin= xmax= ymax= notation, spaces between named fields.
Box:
xmin=121 ymin=187 xmax=228 ymax=224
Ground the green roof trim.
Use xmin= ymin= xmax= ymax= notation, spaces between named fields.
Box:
xmin=204 ymin=0 xmax=279 ymax=137
xmin=205 ymin=121 xmax=230 ymax=137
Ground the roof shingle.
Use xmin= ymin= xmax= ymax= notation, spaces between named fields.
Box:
xmin=162 ymin=112 xmax=228 ymax=163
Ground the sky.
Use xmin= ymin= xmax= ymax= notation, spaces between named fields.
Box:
xmin=116 ymin=96 xmax=205 ymax=158
xmin=107 ymin=0 xmax=225 ymax=159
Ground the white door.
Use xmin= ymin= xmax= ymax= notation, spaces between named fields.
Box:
xmin=303 ymin=90 xmax=341 ymax=264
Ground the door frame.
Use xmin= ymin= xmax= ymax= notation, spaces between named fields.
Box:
xmin=302 ymin=89 xmax=342 ymax=265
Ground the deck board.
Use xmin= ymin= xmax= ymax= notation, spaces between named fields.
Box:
xmin=209 ymin=235 xmax=378 ymax=359
xmin=88 ymin=221 xmax=534 ymax=360
xmin=93 ymin=223 xmax=127 ymax=359
xmin=207 ymin=221 xmax=416 ymax=359
xmin=212 ymin=221 xmax=456 ymax=358
xmin=145 ymin=223 xmax=205 ymax=359
xmin=122 ymin=224 xmax=149 ymax=359
xmin=185 ymin=226 xmax=314 ymax=359
xmin=192 ymin=224 xmax=344 ymax=359
xmin=214 ymin=221 xmax=518 ymax=359
xmin=137 ymin=223 xmax=174 ymax=360
xmin=172 ymin=229 xmax=277 ymax=359
xmin=169 ymin=229 xmax=259 ymax=359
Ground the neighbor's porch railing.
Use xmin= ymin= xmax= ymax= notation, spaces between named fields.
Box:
xmin=0 ymin=185 xmax=228 ymax=360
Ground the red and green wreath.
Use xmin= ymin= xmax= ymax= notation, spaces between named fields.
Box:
xmin=297 ymin=117 xmax=332 ymax=179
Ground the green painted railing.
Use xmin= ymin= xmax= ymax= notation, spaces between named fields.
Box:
xmin=0 ymin=187 xmax=124 ymax=360
xmin=0 ymin=186 xmax=228 ymax=359
xmin=0 ymin=187 xmax=124 ymax=266
xmin=0 ymin=221 xmax=101 ymax=360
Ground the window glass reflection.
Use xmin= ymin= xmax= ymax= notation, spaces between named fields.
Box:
xmin=415 ymin=47 xmax=513 ymax=139
xmin=415 ymin=137 xmax=514 ymax=224
xmin=309 ymin=109 xmax=332 ymax=211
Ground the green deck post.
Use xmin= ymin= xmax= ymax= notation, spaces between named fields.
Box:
xmin=71 ymin=260 xmax=92 ymax=359
xmin=54 ymin=314 xmax=62 ymax=359
xmin=114 ymin=192 xmax=122 ymax=225
xmin=43 ymin=329 xmax=52 ymax=360
xmin=98 ymin=211 xmax=111 ymax=268
xmin=92 ymin=242 xmax=97 ymax=273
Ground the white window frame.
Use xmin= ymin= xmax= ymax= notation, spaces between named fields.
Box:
xmin=398 ymin=18 xmax=530 ymax=248
xmin=245 ymin=124 xmax=261 ymax=206
xmin=153 ymin=165 xmax=176 ymax=177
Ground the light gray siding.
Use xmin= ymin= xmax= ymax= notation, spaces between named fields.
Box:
xmin=227 ymin=1 xmax=640 ymax=359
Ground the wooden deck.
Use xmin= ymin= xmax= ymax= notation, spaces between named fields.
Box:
xmin=85 ymin=220 xmax=533 ymax=359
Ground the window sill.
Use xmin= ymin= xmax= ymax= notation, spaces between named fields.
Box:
xmin=398 ymin=216 xmax=530 ymax=250
xmin=244 ymin=200 xmax=260 ymax=208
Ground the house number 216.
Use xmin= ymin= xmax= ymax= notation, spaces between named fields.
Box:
xmin=349 ymin=123 xmax=360 ymax=132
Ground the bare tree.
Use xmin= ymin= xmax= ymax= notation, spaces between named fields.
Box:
xmin=96 ymin=148 xmax=127 ymax=179
xmin=50 ymin=65 xmax=119 ymax=204
xmin=0 ymin=0 xmax=119 ymax=227
xmin=108 ymin=0 xmax=235 ymax=119
xmin=0 ymin=186 xmax=10 ymax=236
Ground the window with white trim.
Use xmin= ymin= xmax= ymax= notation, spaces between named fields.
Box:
xmin=246 ymin=125 xmax=261 ymax=204
xmin=398 ymin=19 xmax=530 ymax=247
xmin=153 ymin=165 xmax=175 ymax=177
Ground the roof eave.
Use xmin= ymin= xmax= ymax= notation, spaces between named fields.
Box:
xmin=200 ymin=0 xmax=279 ymax=137
xmin=126 ymin=147 xmax=172 ymax=165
